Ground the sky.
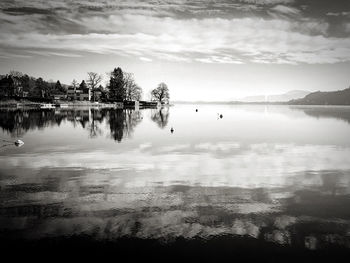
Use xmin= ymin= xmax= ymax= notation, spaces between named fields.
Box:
xmin=0 ymin=0 xmax=350 ymax=101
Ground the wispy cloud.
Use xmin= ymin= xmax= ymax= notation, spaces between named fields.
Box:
xmin=26 ymin=50 xmax=82 ymax=57
xmin=0 ymin=0 xmax=349 ymax=65
xmin=139 ymin=57 xmax=152 ymax=62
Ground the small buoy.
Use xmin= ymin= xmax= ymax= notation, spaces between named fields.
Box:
xmin=14 ymin=139 xmax=24 ymax=147
xmin=170 ymin=127 xmax=174 ymax=133
xmin=219 ymin=114 xmax=223 ymax=119
xmin=195 ymin=109 xmax=198 ymax=112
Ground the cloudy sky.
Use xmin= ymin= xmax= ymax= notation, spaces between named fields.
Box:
xmin=0 ymin=0 xmax=349 ymax=100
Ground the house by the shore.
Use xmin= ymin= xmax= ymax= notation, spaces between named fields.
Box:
xmin=67 ymin=86 xmax=91 ymax=101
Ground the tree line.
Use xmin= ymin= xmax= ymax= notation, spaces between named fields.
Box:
xmin=0 ymin=67 xmax=170 ymax=103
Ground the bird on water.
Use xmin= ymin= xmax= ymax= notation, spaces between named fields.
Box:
xmin=0 ymin=138 xmax=24 ymax=148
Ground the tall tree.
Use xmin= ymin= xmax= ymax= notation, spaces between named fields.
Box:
xmin=55 ymin=80 xmax=65 ymax=93
xmin=79 ymin=80 xmax=87 ymax=89
xmin=72 ymin=79 xmax=78 ymax=89
xmin=9 ymin=70 xmax=23 ymax=78
xmin=0 ymin=76 xmax=13 ymax=96
xmin=109 ymin=67 xmax=125 ymax=101
xmin=35 ymin=77 xmax=48 ymax=98
xmin=124 ymin=72 xmax=142 ymax=101
xmin=86 ymin=72 xmax=102 ymax=90
xmin=151 ymin=82 xmax=170 ymax=103
xmin=20 ymin=74 xmax=36 ymax=96
xmin=8 ymin=71 xmax=23 ymax=96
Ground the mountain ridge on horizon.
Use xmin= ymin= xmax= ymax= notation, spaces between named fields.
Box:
xmin=173 ymin=90 xmax=311 ymax=104
xmin=239 ymin=90 xmax=311 ymax=103
xmin=173 ymin=87 xmax=350 ymax=105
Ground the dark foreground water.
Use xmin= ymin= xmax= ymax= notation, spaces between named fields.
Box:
xmin=1 ymin=105 xmax=350 ymax=261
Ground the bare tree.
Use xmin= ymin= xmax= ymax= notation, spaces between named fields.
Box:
xmin=151 ymin=82 xmax=169 ymax=103
xmin=9 ymin=70 xmax=23 ymax=78
xmin=86 ymin=72 xmax=102 ymax=90
xmin=72 ymin=79 xmax=78 ymax=89
xmin=124 ymin=72 xmax=142 ymax=101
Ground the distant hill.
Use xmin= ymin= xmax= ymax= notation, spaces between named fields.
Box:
xmin=289 ymin=88 xmax=350 ymax=105
xmin=241 ymin=90 xmax=310 ymax=102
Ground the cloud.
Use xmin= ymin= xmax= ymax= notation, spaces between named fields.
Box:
xmin=195 ymin=56 xmax=243 ymax=64
xmin=238 ymin=0 xmax=294 ymax=4
xmin=139 ymin=57 xmax=152 ymax=62
xmin=326 ymin=11 xmax=350 ymax=17
xmin=0 ymin=0 xmax=349 ymax=64
xmin=1 ymin=14 xmax=349 ymax=64
xmin=270 ymin=5 xmax=301 ymax=15
xmin=26 ymin=50 xmax=82 ymax=57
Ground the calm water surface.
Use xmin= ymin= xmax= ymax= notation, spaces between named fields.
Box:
xmin=1 ymin=105 xmax=350 ymax=250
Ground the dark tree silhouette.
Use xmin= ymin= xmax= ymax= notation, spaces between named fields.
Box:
xmin=55 ymin=80 xmax=65 ymax=93
xmin=87 ymin=72 xmax=102 ymax=90
xmin=109 ymin=67 xmax=125 ymax=101
xmin=0 ymin=76 xmax=14 ymax=96
xmin=151 ymin=82 xmax=170 ymax=103
xmin=35 ymin=77 xmax=48 ymax=98
xmin=0 ymin=73 xmax=25 ymax=97
xmin=79 ymin=80 xmax=87 ymax=89
xmin=124 ymin=72 xmax=142 ymax=101
xmin=21 ymin=74 xmax=36 ymax=96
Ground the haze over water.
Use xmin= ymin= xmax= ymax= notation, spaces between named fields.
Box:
xmin=1 ymin=105 xmax=350 ymax=250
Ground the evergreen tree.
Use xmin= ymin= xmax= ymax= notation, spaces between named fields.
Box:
xmin=109 ymin=67 xmax=125 ymax=101
xmin=20 ymin=74 xmax=36 ymax=96
xmin=55 ymin=80 xmax=65 ymax=93
xmin=35 ymin=77 xmax=47 ymax=98
xmin=79 ymin=80 xmax=87 ymax=90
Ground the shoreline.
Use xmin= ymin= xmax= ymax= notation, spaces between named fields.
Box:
xmin=0 ymin=99 xmax=159 ymax=109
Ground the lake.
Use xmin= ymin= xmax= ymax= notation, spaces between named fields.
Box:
xmin=1 ymin=105 xmax=350 ymax=258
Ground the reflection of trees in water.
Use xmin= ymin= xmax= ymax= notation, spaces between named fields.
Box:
xmin=108 ymin=109 xmax=125 ymax=142
xmin=0 ymin=108 xmax=143 ymax=142
xmin=66 ymin=109 xmax=90 ymax=129
xmin=151 ymin=107 xmax=169 ymax=129
xmin=87 ymin=109 xmax=108 ymax=138
xmin=0 ymin=109 xmax=64 ymax=137
xmin=108 ymin=109 xmax=143 ymax=142
xmin=125 ymin=109 xmax=142 ymax=138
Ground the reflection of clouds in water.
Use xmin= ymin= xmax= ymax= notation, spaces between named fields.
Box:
xmin=2 ymin=142 xmax=350 ymax=189
xmin=1 ymin=187 xmax=349 ymax=250
xmin=274 ymin=215 xmax=297 ymax=230
xmin=1 ymin=106 xmax=350 ymax=250
xmin=1 ymin=170 xmax=350 ymax=249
